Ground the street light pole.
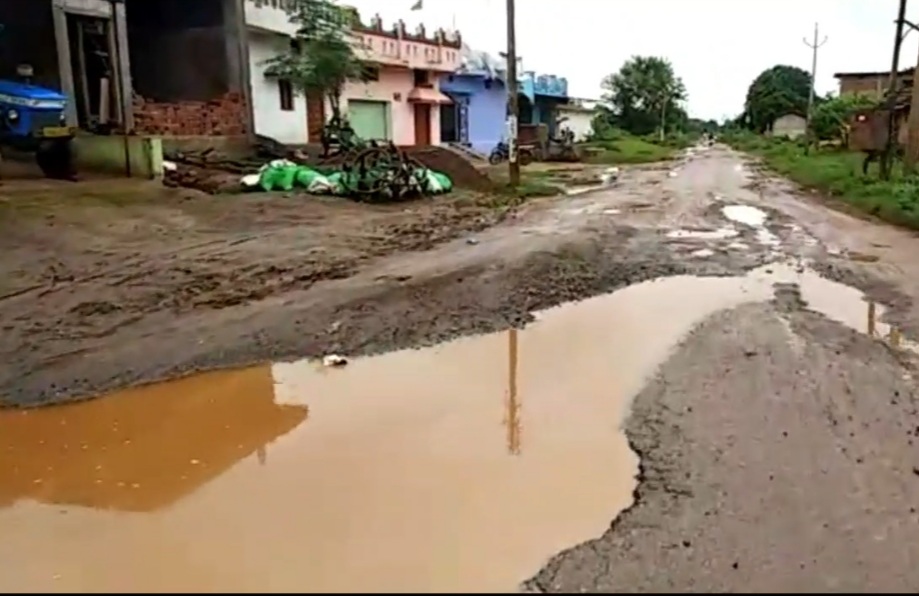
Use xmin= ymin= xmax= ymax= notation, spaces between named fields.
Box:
xmin=505 ymin=0 xmax=520 ymax=187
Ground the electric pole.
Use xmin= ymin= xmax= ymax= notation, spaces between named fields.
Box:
xmin=883 ymin=0 xmax=908 ymax=179
xmin=659 ymin=88 xmax=668 ymax=143
xmin=903 ymin=6 xmax=919 ymax=173
xmin=803 ymin=23 xmax=828 ymax=137
xmin=505 ymin=0 xmax=520 ymax=187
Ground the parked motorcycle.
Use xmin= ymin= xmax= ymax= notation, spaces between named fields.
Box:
xmin=488 ymin=141 xmax=534 ymax=166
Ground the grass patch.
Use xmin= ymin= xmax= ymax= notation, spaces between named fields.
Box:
xmin=488 ymin=167 xmax=563 ymax=199
xmin=582 ymin=134 xmax=677 ymax=165
xmin=725 ymin=131 xmax=919 ymax=229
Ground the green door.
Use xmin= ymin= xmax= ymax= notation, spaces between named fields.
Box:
xmin=348 ymin=100 xmax=389 ymax=141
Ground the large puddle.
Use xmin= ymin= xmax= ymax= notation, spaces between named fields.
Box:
xmin=0 ymin=263 xmax=906 ymax=592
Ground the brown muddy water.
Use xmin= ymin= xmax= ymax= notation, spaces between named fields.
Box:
xmin=0 ymin=262 xmax=906 ymax=593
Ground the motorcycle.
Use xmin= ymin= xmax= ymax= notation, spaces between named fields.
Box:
xmin=488 ymin=141 xmax=534 ymax=166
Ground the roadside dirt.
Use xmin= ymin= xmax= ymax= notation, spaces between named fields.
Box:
xmin=0 ymin=178 xmax=523 ymax=406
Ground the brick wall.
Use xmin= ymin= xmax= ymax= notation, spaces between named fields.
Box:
xmin=838 ymin=73 xmax=913 ymax=99
xmin=132 ymin=92 xmax=249 ymax=136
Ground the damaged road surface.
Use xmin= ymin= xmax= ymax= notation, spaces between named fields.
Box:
xmin=4 ymin=147 xmax=919 ymax=591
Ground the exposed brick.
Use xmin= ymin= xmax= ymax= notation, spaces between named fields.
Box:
xmin=132 ymin=92 xmax=248 ymax=136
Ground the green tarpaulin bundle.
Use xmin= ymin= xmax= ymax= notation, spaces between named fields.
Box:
xmin=240 ymin=159 xmax=453 ymax=198
xmin=240 ymin=159 xmax=334 ymax=193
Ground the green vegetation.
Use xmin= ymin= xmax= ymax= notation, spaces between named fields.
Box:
xmin=724 ymin=131 xmax=919 ymax=229
xmin=720 ymin=61 xmax=919 ymax=228
xmin=595 ymin=55 xmax=689 ymax=137
xmin=742 ymin=65 xmax=811 ymax=133
xmin=582 ymin=127 xmax=684 ymax=164
xmin=810 ymin=94 xmax=877 ymax=144
xmin=584 ymin=54 xmax=703 ymax=164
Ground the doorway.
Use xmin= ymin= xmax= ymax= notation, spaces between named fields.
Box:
xmin=414 ymin=104 xmax=431 ymax=146
xmin=440 ymin=103 xmax=457 ymax=143
xmin=306 ymin=91 xmax=326 ymax=142
xmin=66 ymin=13 xmax=120 ymax=132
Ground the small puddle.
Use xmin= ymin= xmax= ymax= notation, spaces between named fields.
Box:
xmin=722 ymin=204 xmax=781 ymax=247
xmin=0 ymin=262 xmax=910 ymax=592
xmin=667 ymin=227 xmax=738 ymax=240
xmin=722 ymin=204 xmax=768 ymax=227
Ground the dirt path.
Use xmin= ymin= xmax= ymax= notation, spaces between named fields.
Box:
xmin=5 ymin=146 xmax=919 ymax=591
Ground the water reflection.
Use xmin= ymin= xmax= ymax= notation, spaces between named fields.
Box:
xmin=864 ymin=300 xmax=915 ymax=353
xmin=0 ymin=367 xmax=307 ymax=512
xmin=506 ymin=328 xmax=522 ymax=456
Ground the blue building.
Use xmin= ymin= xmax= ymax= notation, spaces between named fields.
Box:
xmin=439 ymin=46 xmax=508 ymax=155
xmin=518 ymin=72 xmax=569 ymax=136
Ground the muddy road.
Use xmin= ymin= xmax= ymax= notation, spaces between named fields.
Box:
xmin=4 ymin=146 xmax=919 ymax=592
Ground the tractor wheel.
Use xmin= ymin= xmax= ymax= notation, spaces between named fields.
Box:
xmin=36 ymin=139 xmax=76 ymax=180
xmin=519 ymin=149 xmax=534 ymax=166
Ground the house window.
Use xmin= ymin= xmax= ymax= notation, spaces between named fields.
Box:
xmin=279 ymin=79 xmax=294 ymax=111
xmin=413 ymin=69 xmax=430 ymax=87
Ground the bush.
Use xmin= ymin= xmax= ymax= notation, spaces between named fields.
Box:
xmin=810 ymin=94 xmax=877 ymax=143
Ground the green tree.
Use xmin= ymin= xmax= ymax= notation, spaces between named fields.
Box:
xmin=809 ymin=93 xmax=877 ymax=144
xmin=264 ymin=0 xmax=370 ymax=124
xmin=743 ymin=65 xmax=811 ymax=133
xmin=599 ymin=56 xmax=688 ymax=136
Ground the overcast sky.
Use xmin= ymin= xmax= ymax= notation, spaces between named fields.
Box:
xmin=341 ymin=0 xmax=919 ymax=121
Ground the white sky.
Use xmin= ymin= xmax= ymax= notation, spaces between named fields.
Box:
xmin=342 ymin=0 xmax=919 ymax=121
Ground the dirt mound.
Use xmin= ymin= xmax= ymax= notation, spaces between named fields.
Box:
xmin=163 ymin=164 xmax=243 ymax=194
xmin=402 ymin=146 xmax=494 ymax=191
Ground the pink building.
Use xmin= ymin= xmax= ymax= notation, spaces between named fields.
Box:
xmin=325 ymin=13 xmax=462 ymax=146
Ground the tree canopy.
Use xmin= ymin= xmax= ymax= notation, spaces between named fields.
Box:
xmin=598 ymin=56 xmax=688 ymax=136
xmin=263 ymin=0 xmax=370 ymax=121
xmin=743 ymin=65 xmax=812 ymax=133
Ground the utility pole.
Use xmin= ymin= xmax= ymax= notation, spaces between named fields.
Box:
xmin=882 ymin=0 xmax=908 ymax=179
xmin=659 ymin=89 xmax=668 ymax=143
xmin=903 ymin=8 xmax=919 ymax=173
xmin=803 ymin=23 xmax=828 ymax=137
xmin=505 ymin=0 xmax=520 ymax=187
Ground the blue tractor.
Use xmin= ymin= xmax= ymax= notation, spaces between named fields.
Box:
xmin=0 ymin=78 xmax=76 ymax=179
xmin=0 ymin=20 xmax=76 ymax=180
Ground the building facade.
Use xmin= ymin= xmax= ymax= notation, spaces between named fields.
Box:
xmin=518 ymin=71 xmax=569 ymax=136
xmin=834 ymin=68 xmax=914 ymax=100
xmin=244 ymin=0 xmax=307 ymax=143
xmin=343 ymin=13 xmax=460 ymax=145
xmin=439 ymin=45 xmax=507 ymax=154
xmin=243 ymin=4 xmax=461 ymax=146
xmin=769 ymin=113 xmax=806 ymax=139
xmin=556 ymin=98 xmax=599 ymax=142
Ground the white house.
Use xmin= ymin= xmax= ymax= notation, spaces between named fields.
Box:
xmin=244 ymin=0 xmax=309 ymax=144
xmin=556 ymin=98 xmax=599 ymax=142
xmin=770 ymin=113 xmax=807 ymax=140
